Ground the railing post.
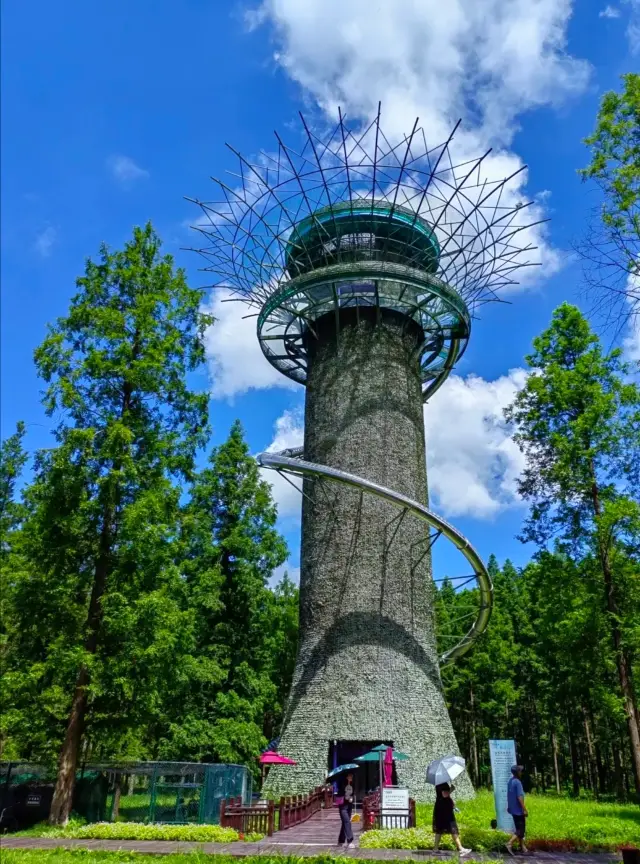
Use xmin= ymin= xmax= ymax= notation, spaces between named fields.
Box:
xmin=267 ymin=800 xmax=275 ymax=837
xmin=219 ymin=798 xmax=226 ymax=828
xmin=279 ymin=796 xmax=285 ymax=832
xmin=410 ymin=798 xmax=416 ymax=828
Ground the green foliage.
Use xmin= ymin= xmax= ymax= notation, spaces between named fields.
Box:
xmin=156 ymin=420 xmax=288 ymax=770
xmin=422 ymin=791 xmax=640 ymax=851
xmin=578 ymin=73 xmax=640 ymax=322
xmin=1 ymin=854 xmax=372 ymax=864
xmin=505 ymin=303 xmax=640 ymax=796
xmin=359 ymin=826 xmax=508 ymax=852
xmin=581 ymin=73 xmax=639 ymax=243
xmin=40 ymin=821 xmax=239 ymax=842
xmin=1 ymin=224 xmax=215 ymax=772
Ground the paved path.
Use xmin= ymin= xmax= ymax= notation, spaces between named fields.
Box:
xmin=0 ymin=812 xmax=620 ymax=862
xmin=1 ymin=835 xmax=620 ymax=862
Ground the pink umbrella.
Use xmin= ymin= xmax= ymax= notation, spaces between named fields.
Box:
xmin=259 ymin=752 xmax=297 ymax=765
xmin=259 ymin=751 xmax=297 ymax=784
xmin=383 ymin=747 xmax=393 ymax=787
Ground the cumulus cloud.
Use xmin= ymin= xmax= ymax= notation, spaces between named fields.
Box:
xmin=249 ymin=0 xmax=590 ymax=280
xmin=424 ymin=370 xmax=528 ymax=518
xmin=627 ymin=0 xmax=640 ymax=52
xmin=107 ymin=155 xmax=149 ymax=185
xmin=202 ymin=288 xmax=301 ymax=399
xmin=34 ymin=225 xmax=57 ymax=257
xmin=261 ymin=372 xmax=527 ymax=523
xmin=600 ymin=5 xmax=621 ymax=17
xmin=261 ymin=409 xmax=305 ymax=518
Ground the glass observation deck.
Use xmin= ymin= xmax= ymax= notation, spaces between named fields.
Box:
xmin=284 ymin=200 xmax=441 ymax=277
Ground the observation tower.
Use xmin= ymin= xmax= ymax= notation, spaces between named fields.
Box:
xmin=190 ymin=109 xmax=537 ymax=800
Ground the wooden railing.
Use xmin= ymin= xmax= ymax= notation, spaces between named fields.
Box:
xmin=219 ymin=785 xmax=332 ymax=837
xmin=361 ymin=792 xmax=416 ymax=832
xmin=278 ymin=785 xmax=333 ymax=831
xmin=219 ymin=796 xmax=275 ymax=836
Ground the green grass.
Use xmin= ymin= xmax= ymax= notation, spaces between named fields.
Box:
xmin=409 ymin=790 xmax=640 ymax=852
xmin=2 ymin=854 xmax=415 ymax=864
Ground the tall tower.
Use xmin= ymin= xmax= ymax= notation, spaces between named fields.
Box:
xmin=191 ymin=110 xmax=535 ymax=801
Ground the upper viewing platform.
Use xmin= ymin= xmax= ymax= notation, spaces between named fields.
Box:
xmin=188 ymin=108 xmax=539 ymax=398
xmin=284 ymin=200 xmax=441 ymax=277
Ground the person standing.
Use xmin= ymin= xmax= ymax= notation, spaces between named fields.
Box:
xmin=506 ymin=765 xmax=529 ymax=855
xmin=432 ymin=783 xmax=471 ymax=856
xmin=337 ymin=773 xmax=355 ymax=849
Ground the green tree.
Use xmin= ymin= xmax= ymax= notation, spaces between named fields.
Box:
xmin=9 ymin=224 xmax=213 ymax=823
xmin=505 ymin=303 xmax=640 ymax=797
xmin=0 ymin=422 xmax=28 ymax=757
xmin=158 ymin=421 xmax=287 ymax=771
xmin=578 ymin=73 xmax=640 ymax=327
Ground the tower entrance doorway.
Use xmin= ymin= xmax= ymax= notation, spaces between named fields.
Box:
xmin=328 ymin=740 xmax=397 ymax=801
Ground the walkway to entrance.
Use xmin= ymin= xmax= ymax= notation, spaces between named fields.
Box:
xmin=266 ymin=805 xmax=361 ymax=846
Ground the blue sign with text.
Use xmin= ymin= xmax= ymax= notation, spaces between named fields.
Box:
xmin=489 ymin=739 xmax=516 ymax=833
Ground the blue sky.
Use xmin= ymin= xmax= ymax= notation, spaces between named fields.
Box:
xmin=2 ymin=0 xmax=639 ymax=582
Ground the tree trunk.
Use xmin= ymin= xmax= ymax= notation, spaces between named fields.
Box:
xmin=590 ymin=475 xmax=640 ymax=799
xmin=552 ymin=732 xmax=561 ymax=794
xmin=112 ymin=773 xmax=123 ymax=821
xmin=583 ymin=707 xmax=598 ymax=797
xmin=567 ymin=714 xmax=580 ymax=796
xmin=49 ymin=506 xmax=114 ymax=825
xmin=48 ymin=362 xmax=136 ymax=826
xmin=470 ymin=687 xmax=479 ymax=786
xmin=612 ymin=743 xmax=625 ymax=800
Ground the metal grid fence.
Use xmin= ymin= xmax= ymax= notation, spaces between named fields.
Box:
xmin=0 ymin=761 xmax=252 ymax=826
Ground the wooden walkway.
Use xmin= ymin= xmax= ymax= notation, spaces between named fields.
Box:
xmin=267 ymin=805 xmax=362 ymax=846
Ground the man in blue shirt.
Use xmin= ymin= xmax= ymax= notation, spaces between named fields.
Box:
xmin=506 ymin=765 xmax=529 ymax=855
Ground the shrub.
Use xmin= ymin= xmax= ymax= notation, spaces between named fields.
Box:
xmin=359 ymin=826 xmax=509 ymax=852
xmin=41 ymin=821 xmax=239 ymax=843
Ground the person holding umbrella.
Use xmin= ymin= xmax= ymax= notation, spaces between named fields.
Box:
xmin=432 ymin=783 xmax=471 ymax=856
xmin=338 ymin=772 xmax=356 ymax=849
xmin=327 ymin=764 xmax=359 ymax=849
xmin=426 ymin=755 xmax=470 ymax=857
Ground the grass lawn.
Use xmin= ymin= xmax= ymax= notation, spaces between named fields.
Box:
xmin=0 ymin=854 xmax=373 ymax=864
xmin=418 ymin=790 xmax=639 ymax=850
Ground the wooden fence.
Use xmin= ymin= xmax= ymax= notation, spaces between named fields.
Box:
xmin=219 ymin=785 xmax=332 ymax=837
xmin=361 ymin=791 xmax=416 ymax=832
xmin=277 ymin=785 xmax=332 ymax=831
xmin=219 ymin=797 xmax=276 ymax=836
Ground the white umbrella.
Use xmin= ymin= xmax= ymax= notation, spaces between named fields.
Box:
xmin=426 ymin=755 xmax=466 ymax=786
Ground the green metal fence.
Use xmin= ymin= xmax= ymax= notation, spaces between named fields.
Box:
xmin=0 ymin=761 xmax=252 ymax=826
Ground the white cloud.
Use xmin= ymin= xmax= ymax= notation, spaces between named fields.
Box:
xmin=261 ymin=409 xmax=304 ymax=518
xmin=261 ymin=372 xmax=528 ymax=523
xmin=34 ymin=226 xmax=57 ymax=257
xmin=249 ymin=0 xmax=590 ymax=280
xmin=600 ymin=5 xmax=621 ymax=17
xmin=627 ymin=0 xmax=640 ymax=51
xmin=202 ymin=288 xmax=301 ymax=399
xmin=107 ymin=155 xmax=149 ymax=185
xmin=424 ymin=370 xmax=528 ymax=518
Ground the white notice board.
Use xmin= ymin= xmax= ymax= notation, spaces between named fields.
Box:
xmin=381 ymin=786 xmax=410 ymax=828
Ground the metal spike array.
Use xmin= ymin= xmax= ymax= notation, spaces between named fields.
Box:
xmin=187 ymin=107 xmax=543 ymax=310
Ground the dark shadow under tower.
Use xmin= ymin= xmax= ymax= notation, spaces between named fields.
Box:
xmin=191 ymin=111 xmax=537 ymax=801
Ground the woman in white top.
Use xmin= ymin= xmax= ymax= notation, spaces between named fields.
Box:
xmin=337 ymin=773 xmax=355 ymax=848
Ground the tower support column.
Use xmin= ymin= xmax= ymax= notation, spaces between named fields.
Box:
xmin=265 ymin=309 xmax=472 ymax=801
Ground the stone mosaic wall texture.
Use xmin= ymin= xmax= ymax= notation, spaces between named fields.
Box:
xmin=265 ymin=310 xmax=473 ymax=802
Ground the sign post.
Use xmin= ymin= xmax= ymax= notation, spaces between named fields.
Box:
xmin=381 ymin=786 xmax=410 ymax=828
xmin=489 ymin=739 xmax=516 ymax=833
